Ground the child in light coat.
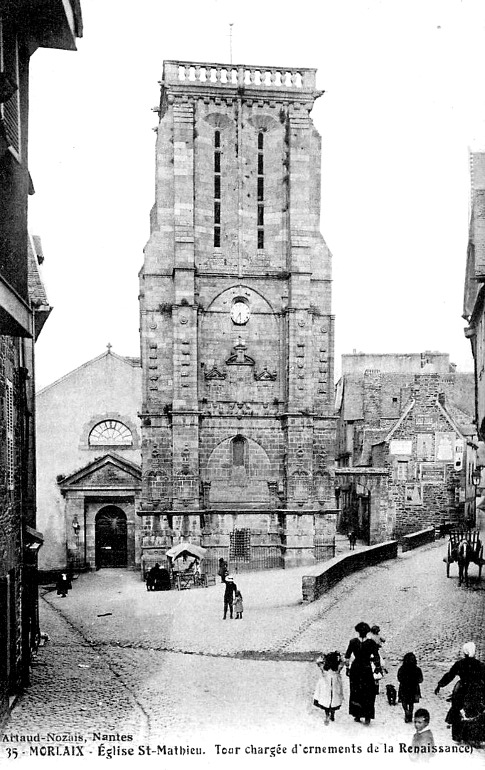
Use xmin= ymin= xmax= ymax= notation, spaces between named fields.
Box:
xmin=234 ymin=589 xmax=243 ymax=619
xmin=313 ymin=651 xmax=344 ymax=724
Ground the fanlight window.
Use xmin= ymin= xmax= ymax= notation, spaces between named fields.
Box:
xmin=89 ymin=420 xmax=132 ymax=446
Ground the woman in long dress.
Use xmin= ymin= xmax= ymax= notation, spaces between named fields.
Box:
xmin=435 ymin=641 xmax=485 ymax=745
xmin=344 ymin=622 xmax=381 ymax=725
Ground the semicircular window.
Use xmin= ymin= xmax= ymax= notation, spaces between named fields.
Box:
xmin=89 ymin=420 xmax=132 ymax=447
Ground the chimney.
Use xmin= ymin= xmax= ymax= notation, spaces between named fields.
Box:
xmin=363 ymin=369 xmax=382 ymax=427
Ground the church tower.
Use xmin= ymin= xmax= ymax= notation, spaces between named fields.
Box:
xmin=139 ymin=61 xmax=336 ymax=569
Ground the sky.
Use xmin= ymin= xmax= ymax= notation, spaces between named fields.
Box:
xmin=27 ymin=0 xmax=485 ymax=390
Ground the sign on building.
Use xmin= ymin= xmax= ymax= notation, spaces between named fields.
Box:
xmin=435 ymin=432 xmax=455 ymax=462
xmin=420 ymin=463 xmax=446 ymax=484
xmin=389 ymin=439 xmax=412 ymax=456
xmin=404 ymin=484 xmax=422 ymax=505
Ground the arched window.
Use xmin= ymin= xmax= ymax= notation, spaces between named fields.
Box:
xmin=89 ymin=420 xmax=132 ymax=447
xmin=232 ymin=435 xmax=246 ymax=466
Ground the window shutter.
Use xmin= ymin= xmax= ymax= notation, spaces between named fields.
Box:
xmin=6 ymin=379 xmax=14 ymax=491
xmin=0 ymin=20 xmax=20 ymax=158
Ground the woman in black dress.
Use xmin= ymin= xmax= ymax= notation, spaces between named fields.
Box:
xmin=344 ymin=622 xmax=381 ymax=725
xmin=435 ymin=641 xmax=485 ymax=744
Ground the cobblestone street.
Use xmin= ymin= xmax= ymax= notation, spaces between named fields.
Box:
xmin=3 ymin=539 xmax=485 ymax=768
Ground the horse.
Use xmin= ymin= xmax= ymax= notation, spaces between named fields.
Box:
xmin=457 ymin=539 xmax=473 ymax=587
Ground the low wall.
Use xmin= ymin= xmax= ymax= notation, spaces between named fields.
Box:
xmin=302 ymin=540 xmax=398 ymax=603
xmin=401 ymin=527 xmax=435 ymax=552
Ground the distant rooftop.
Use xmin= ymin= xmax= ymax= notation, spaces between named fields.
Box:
xmin=341 ymin=351 xmax=455 ymax=376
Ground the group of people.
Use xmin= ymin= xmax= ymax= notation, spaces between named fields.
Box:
xmin=146 ymin=562 xmax=171 ymax=591
xmin=313 ymin=622 xmax=386 ymax=727
xmin=313 ymin=623 xmax=485 ymax=749
xmin=218 ymin=559 xmax=243 ymax=619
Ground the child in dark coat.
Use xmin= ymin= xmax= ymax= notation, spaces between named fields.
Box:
xmin=398 ymin=652 xmax=423 ymax=723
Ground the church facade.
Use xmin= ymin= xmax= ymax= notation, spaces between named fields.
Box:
xmin=139 ymin=61 xmax=336 ymax=570
xmin=36 ymin=350 xmax=142 ymax=577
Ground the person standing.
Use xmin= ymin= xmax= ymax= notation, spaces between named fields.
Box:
xmin=223 ymin=575 xmax=237 ymax=619
xmin=234 ymin=589 xmax=243 ymax=619
xmin=344 ymin=622 xmax=381 ymax=725
xmin=411 ymin=709 xmax=435 ymax=760
xmin=218 ymin=558 xmax=228 ymax=583
xmin=397 ymin=652 xmax=423 ymax=723
xmin=56 ymin=572 xmax=69 ymax=597
xmin=313 ymin=651 xmax=345 ymax=725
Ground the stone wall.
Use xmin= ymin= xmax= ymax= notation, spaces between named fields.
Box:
xmin=401 ymin=526 xmax=435 ymax=552
xmin=302 ymin=540 xmax=398 ymax=602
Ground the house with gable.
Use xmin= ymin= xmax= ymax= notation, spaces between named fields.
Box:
xmin=335 ymin=354 xmax=476 ymax=542
xmin=371 ymin=374 xmax=476 ymax=538
xmin=36 ymin=348 xmax=142 ymax=577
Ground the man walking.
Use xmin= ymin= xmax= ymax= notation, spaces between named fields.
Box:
xmin=223 ymin=575 xmax=237 ymax=619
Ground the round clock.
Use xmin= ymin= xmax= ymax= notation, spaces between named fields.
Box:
xmin=231 ymin=300 xmax=250 ymax=325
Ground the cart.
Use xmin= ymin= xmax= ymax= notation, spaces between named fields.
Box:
xmin=165 ymin=542 xmax=208 ymax=590
xmin=446 ymin=529 xmax=483 ymax=585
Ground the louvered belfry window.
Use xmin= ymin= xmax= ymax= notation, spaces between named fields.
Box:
xmin=257 ymin=132 xmax=264 ymax=249
xmin=213 ymin=129 xmax=221 ymax=247
xmin=0 ymin=18 xmax=21 ymax=158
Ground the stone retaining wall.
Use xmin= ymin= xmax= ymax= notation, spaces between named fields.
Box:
xmin=302 ymin=540 xmax=398 ymax=602
xmin=401 ymin=526 xmax=435 ymax=552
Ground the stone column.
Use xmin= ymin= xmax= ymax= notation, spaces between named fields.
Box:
xmin=282 ymin=513 xmax=316 ymax=568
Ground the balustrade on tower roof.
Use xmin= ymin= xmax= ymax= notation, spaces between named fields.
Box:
xmin=161 ymin=60 xmax=319 ymax=97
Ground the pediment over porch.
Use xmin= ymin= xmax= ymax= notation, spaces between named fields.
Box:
xmin=58 ymin=453 xmax=142 ymax=493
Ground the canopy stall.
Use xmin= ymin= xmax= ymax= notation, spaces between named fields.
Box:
xmin=165 ymin=542 xmax=207 ymax=572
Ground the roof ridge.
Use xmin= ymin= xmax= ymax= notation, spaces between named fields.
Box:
xmin=36 ymin=350 xmax=138 ymax=396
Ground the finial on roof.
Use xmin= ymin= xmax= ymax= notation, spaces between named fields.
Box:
xmin=107 ymin=342 xmax=112 ymax=353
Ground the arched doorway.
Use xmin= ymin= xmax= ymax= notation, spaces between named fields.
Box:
xmin=95 ymin=506 xmax=127 ymax=568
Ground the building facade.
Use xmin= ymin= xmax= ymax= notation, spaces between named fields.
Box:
xmin=464 ymin=152 xmax=485 ymax=474
xmin=335 ymin=353 xmax=476 ymax=541
xmin=0 ymin=1 xmax=82 ymax=723
xmin=36 ymin=350 xmax=142 ymax=578
xmin=139 ymin=61 xmax=337 ymax=571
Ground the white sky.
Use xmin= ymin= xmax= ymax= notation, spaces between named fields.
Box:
xmin=27 ymin=0 xmax=485 ymax=390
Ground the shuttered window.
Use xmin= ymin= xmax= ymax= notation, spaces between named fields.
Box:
xmin=0 ymin=18 xmax=21 ymax=158
xmin=6 ymin=379 xmax=14 ymax=491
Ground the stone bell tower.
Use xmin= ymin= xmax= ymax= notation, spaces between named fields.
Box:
xmin=139 ymin=60 xmax=336 ymax=569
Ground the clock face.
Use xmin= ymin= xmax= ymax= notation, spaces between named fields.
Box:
xmin=231 ymin=301 xmax=250 ymax=325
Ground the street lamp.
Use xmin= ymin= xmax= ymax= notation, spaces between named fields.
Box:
xmin=72 ymin=516 xmax=80 ymax=535
xmin=472 ymin=468 xmax=482 ymax=488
